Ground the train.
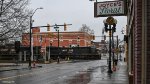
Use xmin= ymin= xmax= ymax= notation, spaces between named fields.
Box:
xmin=46 ymin=46 xmax=101 ymax=60
xmin=0 ymin=44 xmax=101 ymax=62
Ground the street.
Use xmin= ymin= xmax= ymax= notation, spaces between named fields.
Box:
xmin=0 ymin=60 xmax=107 ymax=84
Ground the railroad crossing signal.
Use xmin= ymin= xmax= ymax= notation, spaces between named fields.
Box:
xmin=104 ymin=35 xmax=106 ymax=40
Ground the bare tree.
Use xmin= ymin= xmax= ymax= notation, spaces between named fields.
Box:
xmin=0 ymin=0 xmax=31 ymax=43
xmin=79 ymin=24 xmax=94 ymax=35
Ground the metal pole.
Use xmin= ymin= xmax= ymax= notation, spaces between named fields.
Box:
xmin=117 ymin=35 xmax=118 ymax=61
xmin=108 ymin=25 xmax=112 ymax=73
xmin=31 ymin=37 xmax=33 ymax=61
xmin=45 ymin=35 xmax=46 ymax=62
xmin=28 ymin=7 xmax=43 ymax=68
xmin=119 ymin=45 xmax=122 ymax=61
xmin=48 ymin=39 xmax=51 ymax=62
xmin=112 ymin=30 xmax=115 ymax=67
xmin=57 ymin=28 xmax=60 ymax=63
xmin=29 ymin=16 xmax=32 ymax=68
xmin=58 ymin=29 xmax=59 ymax=48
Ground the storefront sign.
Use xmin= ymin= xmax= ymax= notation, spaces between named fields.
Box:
xmin=94 ymin=0 xmax=126 ymax=17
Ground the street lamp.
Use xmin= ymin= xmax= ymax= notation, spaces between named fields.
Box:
xmin=54 ymin=24 xmax=60 ymax=63
xmin=103 ymin=16 xmax=117 ymax=73
xmin=111 ymin=19 xmax=117 ymax=70
xmin=49 ymin=40 xmax=52 ymax=63
xmin=77 ymin=36 xmax=80 ymax=47
xmin=29 ymin=7 xmax=43 ymax=68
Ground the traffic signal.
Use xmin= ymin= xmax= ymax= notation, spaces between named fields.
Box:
xmin=47 ymin=24 xmax=50 ymax=31
xmin=64 ymin=23 xmax=67 ymax=31
xmin=104 ymin=23 xmax=108 ymax=32
xmin=15 ymin=41 xmax=20 ymax=53
xmin=92 ymin=35 xmax=95 ymax=40
xmin=124 ymin=35 xmax=128 ymax=43
xmin=112 ymin=23 xmax=116 ymax=32
xmin=104 ymin=35 xmax=106 ymax=40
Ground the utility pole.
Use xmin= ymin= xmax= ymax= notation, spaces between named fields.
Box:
xmin=29 ymin=7 xmax=43 ymax=68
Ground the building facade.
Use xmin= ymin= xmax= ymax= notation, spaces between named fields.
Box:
xmin=22 ymin=28 xmax=94 ymax=48
xmin=127 ymin=0 xmax=150 ymax=83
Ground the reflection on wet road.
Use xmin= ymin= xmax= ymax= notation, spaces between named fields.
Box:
xmin=0 ymin=58 xmax=128 ymax=84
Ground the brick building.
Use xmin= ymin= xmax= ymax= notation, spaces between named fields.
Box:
xmin=22 ymin=28 xmax=95 ymax=48
xmin=127 ymin=0 xmax=150 ymax=83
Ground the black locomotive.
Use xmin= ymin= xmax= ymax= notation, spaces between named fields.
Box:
xmin=0 ymin=44 xmax=101 ymax=62
xmin=46 ymin=46 xmax=101 ymax=60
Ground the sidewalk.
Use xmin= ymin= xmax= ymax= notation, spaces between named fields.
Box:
xmin=88 ymin=61 xmax=128 ymax=84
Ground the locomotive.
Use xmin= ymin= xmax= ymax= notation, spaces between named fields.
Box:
xmin=0 ymin=44 xmax=101 ymax=62
xmin=46 ymin=46 xmax=101 ymax=60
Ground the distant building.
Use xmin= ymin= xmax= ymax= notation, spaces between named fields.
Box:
xmin=22 ymin=28 xmax=95 ymax=48
xmin=92 ymin=40 xmax=108 ymax=53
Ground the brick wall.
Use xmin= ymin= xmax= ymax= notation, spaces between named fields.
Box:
xmin=147 ymin=0 xmax=150 ymax=83
xmin=134 ymin=0 xmax=142 ymax=84
xmin=22 ymin=32 xmax=93 ymax=47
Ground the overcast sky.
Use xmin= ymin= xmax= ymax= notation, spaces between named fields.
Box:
xmin=29 ymin=0 xmax=127 ymax=42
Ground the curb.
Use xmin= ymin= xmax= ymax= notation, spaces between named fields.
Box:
xmin=0 ymin=60 xmax=69 ymax=72
xmin=0 ymin=66 xmax=43 ymax=72
xmin=0 ymin=68 xmax=20 ymax=72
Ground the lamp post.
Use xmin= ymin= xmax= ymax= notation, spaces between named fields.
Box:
xmin=49 ymin=40 xmax=52 ymax=63
xmin=111 ymin=19 xmax=117 ymax=69
xmin=44 ymin=23 xmax=71 ymax=63
xmin=77 ymin=36 xmax=80 ymax=47
xmin=29 ymin=7 xmax=43 ymax=68
xmin=54 ymin=24 xmax=60 ymax=63
xmin=103 ymin=16 xmax=117 ymax=73
xmin=116 ymin=35 xmax=119 ymax=62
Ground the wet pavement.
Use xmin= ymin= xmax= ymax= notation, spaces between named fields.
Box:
xmin=88 ymin=61 xmax=128 ymax=84
xmin=0 ymin=55 xmax=128 ymax=84
xmin=61 ymin=61 xmax=128 ymax=84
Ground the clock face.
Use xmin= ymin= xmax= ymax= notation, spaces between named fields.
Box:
xmin=106 ymin=16 xmax=114 ymax=25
